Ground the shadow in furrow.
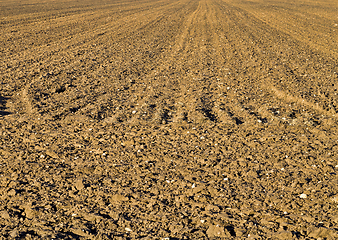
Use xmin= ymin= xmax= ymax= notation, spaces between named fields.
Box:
xmin=0 ymin=96 xmax=11 ymax=116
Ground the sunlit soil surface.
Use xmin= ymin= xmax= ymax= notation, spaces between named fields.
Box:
xmin=1 ymin=0 xmax=338 ymax=238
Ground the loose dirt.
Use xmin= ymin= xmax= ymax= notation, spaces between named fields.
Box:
xmin=1 ymin=0 xmax=338 ymax=239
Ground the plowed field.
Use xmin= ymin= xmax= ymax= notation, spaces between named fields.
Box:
xmin=1 ymin=0 xmax=338 ymax=238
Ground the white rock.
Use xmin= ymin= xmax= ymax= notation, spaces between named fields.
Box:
xmin=300 ymin=194 xmax=307 ymax=199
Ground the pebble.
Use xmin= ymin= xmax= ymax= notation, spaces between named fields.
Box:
xmin=300 ymin=194 xmax=307 ymax=199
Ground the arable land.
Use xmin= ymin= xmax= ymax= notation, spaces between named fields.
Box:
xmin=1 ymin=0 xmax=338 ymax=238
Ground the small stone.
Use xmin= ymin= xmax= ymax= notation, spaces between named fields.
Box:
xmin=125 ymin=227 xmax=132 ymax=232
xmin=300 ymin=194 xmax=307 ymax=199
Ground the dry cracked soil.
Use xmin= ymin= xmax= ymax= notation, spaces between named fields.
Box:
xmin=1 ymin=0 xmax=338 ymax=239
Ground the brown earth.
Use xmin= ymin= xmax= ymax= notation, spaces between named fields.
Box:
xmin=1 ymin=0 xmax=338 ymax=238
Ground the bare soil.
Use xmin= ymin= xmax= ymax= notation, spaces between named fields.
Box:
xmin=1 ymin=0 xmax=338 ymax=239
